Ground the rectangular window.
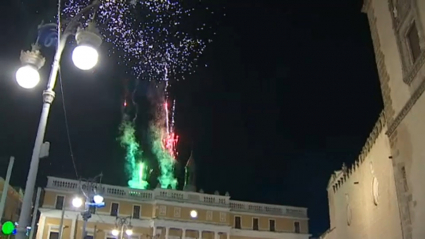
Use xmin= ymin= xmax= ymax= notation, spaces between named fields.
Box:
xmin=174 ymin=207 xmax=181 ymax=218
xmin=253 ymin=218 xmax=259 ymax=230
xmin=55 ymin=196 xmax=65 ymax=210
xmin=133 ymin=205 xmax=141 ymax=219
xmin=206 ymin=211 xmax=213 ymax=220
xmin=234 ymin=216 xmax=241 ymax=229
xmin=220 ymin=212 xmax=227 ymax=222
xmin=49 ymin=232 xmax=59 ymax=239
xmin=269 ymin=219 xmax=275 ymax=232
xmin=407 ymin=22 xmax=422 ymax=62
xmin=110 ymin=203 xmax=119 ymax=216
xmin=159 ymin=205 xmax=167 ymax=216
xmin=294 ymin=222 xmax=300 ymax=233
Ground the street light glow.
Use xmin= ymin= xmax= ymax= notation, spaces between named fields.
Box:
xmin=72 ymin=197 xmax=83 ymax=208
xmin=125 ymin=229 xmax=133 ymax=236
xmin=93 ymin=194 xmax=104 ymax=204
xmin=190 ymin=210 xmax=198 ymax=218
xmin=16 ymin=65 xmax=40 ymax=89
xmin=72 ymin=45 xmax=99 ymax=70
xmin=111 ymin=230 xmax=119 ymax=236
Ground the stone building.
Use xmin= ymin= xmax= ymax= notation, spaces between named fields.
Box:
xmin=36 ymin=177 xmax=310 ymax=239
xmin=0 ymin=177 xmax=23 ymax=223
xmin=321 ymin=0 xmax=425 ymax=238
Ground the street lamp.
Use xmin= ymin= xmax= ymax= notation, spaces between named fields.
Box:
xmin=15 ymin=46 xmax=45 ymax=89
xmin=15 ymin=1 xmax=102 ymax=239
xmin=113 ymin=216 xmax=133 ymax=239
xmin=72 ymin=22 xmax=102 ymax=70
xmin=58 ymin=196 xmax=85 ymax=239
xmin=72 ymin=197 xmax=83 ymax=208
xmin=125 ymin=228 xmax=133 ymax=236
xmin=78 ymin=175 xmax=105 ymax=239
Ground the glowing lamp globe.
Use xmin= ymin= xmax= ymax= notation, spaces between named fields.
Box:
xmin=125 ymin=229 xmax=133 ymax=236
xmin=93 ymin=194 xmax=104 ymax=204
xmin=72 ymin=197 xmax=83 ymax=208
xmin=112 ymin=229 xmax=119 ymax=236
xmin=72 ymin=45 xmax=99 ymax=70
xmin=190 ymin=210 xmax=198 ymax=218
xmin=16 ymin=65 xmax=40 ymax=89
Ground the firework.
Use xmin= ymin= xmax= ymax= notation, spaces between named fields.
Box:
xmin=63 ymin=0 xmax=216 ymax=81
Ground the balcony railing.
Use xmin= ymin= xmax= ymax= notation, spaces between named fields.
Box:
xmin=47 ymin=177 xmax=307 ymax=218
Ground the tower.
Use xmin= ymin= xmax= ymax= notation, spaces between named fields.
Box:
xmin=362 ymin=0 xmax=425 ymax=238
xmin=184 ymin=151 xmax=196 ymax=192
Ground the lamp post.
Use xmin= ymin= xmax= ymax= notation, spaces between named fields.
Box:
xmin=77 ymin=174 xmax=105 ymax=239
xmin=15 ymin=1 xmax=102 ymax=239
xmin=111 ymin=216 xmax=133 ymax=239
xmin=57 ymin=195 xmax=86 ymax=239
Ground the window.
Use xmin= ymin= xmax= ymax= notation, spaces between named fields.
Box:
xmin=269 ymin=219 xmax=275 ymax=232
xmin=174 ymin=207 xmax=181 ymax=217
xmin=159 ymin=205 xmax=167 ymax=216
xmin=85 ymin=236 xmax=94 ymax=239
xmin=206 ymin=211 xmax=213 ymax=220
xmin=220 ymin=212 xmax=226 ymax=222
xmin=110 ymin=203 xmax=119 ymax=216
xmin=253 ymin=218 xmax=259 ymax=230
xmin=133 ymin=205 xmax=141 ymax=219
xmin=49 ymin=232 xmax=59 ymax=239
xmin=294 ymin=222 xmax=300 ymax=233
xmin=234 ymin=216 xmax=241 ymax=229
xmin=407 ymin=22 xmax=422 ymax=63
xmin=55 ymin=196 xmax=64 ymax=210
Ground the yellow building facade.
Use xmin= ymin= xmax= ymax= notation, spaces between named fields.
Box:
xmin=0 ymin=177 xmax=23 ymax=223
xmin=36 ymin=177 xmax=310 ymax=239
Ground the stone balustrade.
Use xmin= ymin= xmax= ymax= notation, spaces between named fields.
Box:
xmin=47 ymin=177 xmax=307 ymax=218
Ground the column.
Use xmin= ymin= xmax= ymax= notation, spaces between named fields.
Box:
xmin=198 ymin=230 xmax=202 ymax=239
xmin=36 ymin=216 xmax=46 ymax=239
xmin=214 ymin=232 xmax=218 ymax=239
xmin=165 ymin=227 xmax=170 ymax=239
xmin=182 ymin=229 xmax=186 ymax=239
xmin=70 ymin=215 xmax=77 ymax=239
xmin=153 ymin=227 xmax=157 ymax=237
xmin=226 ymin=233 xmax=230 ymax=239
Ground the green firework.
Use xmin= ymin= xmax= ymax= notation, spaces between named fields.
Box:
xmin=119 ymin=120 xmax=149 ymax=189
xmin=150 ymin=125 xmax=178 ymax=189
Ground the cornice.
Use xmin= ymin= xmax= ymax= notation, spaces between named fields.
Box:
xmin=387 ymin=78 xmax=425 ymax=136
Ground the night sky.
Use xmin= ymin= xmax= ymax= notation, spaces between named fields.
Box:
xmin=0 ymin=0 xmax=383 ymax=236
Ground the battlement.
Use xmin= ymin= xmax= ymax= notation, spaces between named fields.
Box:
xmin=327 ymin=111 xmax=386 ymax=193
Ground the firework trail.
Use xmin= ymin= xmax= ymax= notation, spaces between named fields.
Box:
xmin=63 ymin=0 xmax=222 ymax=189
xmin=119 ymin=79 xmax=149 ymax=189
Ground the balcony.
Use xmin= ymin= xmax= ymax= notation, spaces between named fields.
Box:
xmin=47 ymin=177 xmax=307 ymax=218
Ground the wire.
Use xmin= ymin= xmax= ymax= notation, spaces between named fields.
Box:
xmin=58 ymin=68 xmax=79 ymax=179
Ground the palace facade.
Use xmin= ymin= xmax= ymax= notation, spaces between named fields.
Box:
xmin=36 ymin=177 xmax=310 ymax=239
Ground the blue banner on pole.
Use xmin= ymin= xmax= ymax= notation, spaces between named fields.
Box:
xmin=36 ymin=23 xmax=58 ymax=48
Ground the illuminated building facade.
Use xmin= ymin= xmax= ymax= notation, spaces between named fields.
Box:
xmin=0 ymin=178 xmax=23 ymax=223
xmin=36 ymin=176 xmax=310 ymax=239
xmin=321 ymin=0 xmax=425 ymax=238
